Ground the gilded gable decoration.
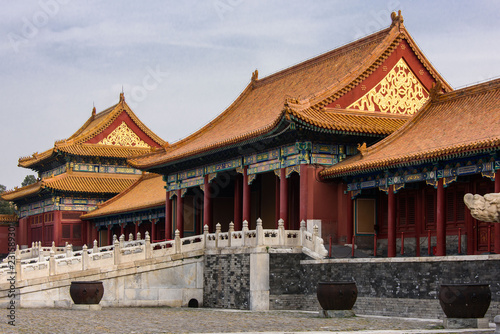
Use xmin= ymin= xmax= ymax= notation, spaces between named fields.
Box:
xmin=98 ymin=121 xmax=150 ymax=148
xmin=348 ymin=58 xmax=428 ymax=115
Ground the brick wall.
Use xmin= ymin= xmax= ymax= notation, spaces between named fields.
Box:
xmin=203 ymin=253 xmax=250 ymax=309
xmin=269 ymin=254 xmax=500 ymax=320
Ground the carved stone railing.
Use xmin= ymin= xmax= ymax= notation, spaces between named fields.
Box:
xmin=0 ymin=219 xmax=327 ymax=282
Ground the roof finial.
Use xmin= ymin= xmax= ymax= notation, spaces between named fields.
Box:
xmin=251 ymin=69 xmax=259 ymax=82
xmin=119 ymin=91 xmax=125 ymax=102
xmin=92 ymin=102 xmax=96 ymax=116
xmin=390 ymin=10 xmax=404 ymax=29
xmin=430 ymin=80 xmax=444 ymax=100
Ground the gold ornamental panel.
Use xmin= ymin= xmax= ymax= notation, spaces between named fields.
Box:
xmin=98 ymin=121 xmax=150 ymax=148
xmin=348 ymin=58 xmax=428 ymax=115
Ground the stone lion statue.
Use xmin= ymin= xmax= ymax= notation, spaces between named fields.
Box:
xmin=463 ymin=193 xmax=500 ymax=223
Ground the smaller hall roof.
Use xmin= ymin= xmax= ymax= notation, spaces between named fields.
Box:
xmin=320 ymin=78 xmax=500 ymax=179
xmin=18 ymin=93 xmax=167 ymax=169
xmin=81 ymin=173 xmax=165 ymax=219
xmin=1 ymin=172 xmax=140 ymax=201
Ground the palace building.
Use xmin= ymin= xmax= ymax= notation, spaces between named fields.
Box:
xmin=1 ymin=93 xmax=166 ymax=249
xmin=125 ymin=11 xmax=455 ymax=251
xmin=5 ymin=11 xmax=499 ymax=258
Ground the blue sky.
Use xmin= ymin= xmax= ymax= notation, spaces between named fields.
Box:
xmin=1 ymin=0 xmax=499 ymax=190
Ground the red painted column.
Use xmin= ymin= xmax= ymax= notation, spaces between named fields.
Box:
xmin=495 ymin=171 xmax=500 ymax=253
xmin=234 ymin=174 xmax=242 ymax=230
xmin=388 ymin=185 xmax=396 ymax=257
xmin=436 ymin=178 xmax=446 ymax=256
xmin=53 ymin=212 xmax=61 ymax=246
xmin=120 ymin=224 xmax=124 ymax=238
xmin=203 ymin=175 xmax=212 ymax=233
xmin=242 ymin=167 xmax=251 ymax=224
xmin=346 ymin=190 xmax=354 ymax=245
xmin=151 ymin=220 xmax=156 ymax=242
xmin=280 ymin=168 xmax=289 ymax=229
xmin=165 ymin=192 xmax=172 ymax=240
xmin=275 ymin=175 xmax=280 ymax=228
xmin=299 ymin=164 xmax=308 ymax=224
xmin=176 ymin=189 xmax=184 ymax=238
xmin=107 ymin=225 xmax=112 ymax=246
xmin=134 ymin=222 xmax=139 ymax=239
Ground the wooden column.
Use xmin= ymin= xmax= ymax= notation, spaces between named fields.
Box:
xmin=107 ymin=225 xmax=112 ymax=246
xmin=120 ymin=224 xmax=124 ymax=238
xmin=387 ymin=185 xmax=396 ymax=257
xmin=299 ymin=164 xmax=308 ymax=223
xmin=203 ymin=175 xmax=212 ymax=233
xmin=275 ymin=175 xmax=280 ymax=228
xmin=280 ymin=168 xmax=289 ymax=229
xmin=436 ymin=178 xmax=446 ymax=256
xmin=346 ymin=190 xmax=353 ymax=245
xmin=151 ymin=220 xmax=156 ymax=242
xmin=234 ymin=174 xmax=242 ymax=231
xmin=134 ymin=222 xmax=139 ymax=238
xmin=243 ymin=167 xmax=251 ymax=223
xmin=176 ymin=189 xmax=184 ymax=238
xmin=495 ymin=171 xmax=500 ymax=253
xmin=165 ymin=192 xmax=172 ymax=240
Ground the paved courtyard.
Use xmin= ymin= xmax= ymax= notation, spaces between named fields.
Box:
xmin=0 ymin=307 xmax=495 ymax=334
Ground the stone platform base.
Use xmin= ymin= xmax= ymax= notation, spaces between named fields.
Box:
xmin=71 ymin=304 xmax=102 ymax=311
xmin=443 ymin=317 xmax=489 ymax=329
xmin=319 ymin=310 xmax=355 ymax=318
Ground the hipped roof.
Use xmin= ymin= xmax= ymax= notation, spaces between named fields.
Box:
xmin=129 ymin=13 xmax=450 ymax=171
xmin=1 ymin=172 xmax=140 ymax=201
xmin=81 ymin=173 xmax=165 ymax=219
xmin=18 ymin=94 xmax=166 ymax=169
xmin=320 ymin=78 xmax=500 ymax=179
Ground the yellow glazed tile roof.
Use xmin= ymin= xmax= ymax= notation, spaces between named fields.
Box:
xmin=1 ymin=172 xmax=140 ymax=201
xmin=18 ymin=94 xmax=166 ymax=169
xmin=82 ymin=173 xmax=165 ymax=219
xmin=320 ymin=78 xmax=500 ymax=178
xmin=129 ymin=13 xmax=450 ymax=170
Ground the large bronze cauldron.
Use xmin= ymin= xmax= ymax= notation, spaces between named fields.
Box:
xmin=70 ymin=281 xmax=104 ymax=305
xmin=317 ymin=281 xmax=357 ymax=310
xmin=439 ymin=283 xmax=491 ymax=318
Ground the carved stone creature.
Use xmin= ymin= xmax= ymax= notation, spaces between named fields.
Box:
xmin=464 ymin=193 xmax=500 ymax=223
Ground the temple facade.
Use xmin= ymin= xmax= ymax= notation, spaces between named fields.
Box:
xmin=1 ymin=94 xmax=166 ymax=248
xmin=321 ymin=79 xmax=500 ymax=256
xmin=126 ymin=12 xmax=457 ymax=255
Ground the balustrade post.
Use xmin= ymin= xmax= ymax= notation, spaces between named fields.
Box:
xmin=15 ymin=245 xmax=20 ymax=259
xmin=242 ymin=220 xmax=248 ymax=246
xmin=51 ymin=241 xmax=55 ymax=254
xmin=82 ymin=245 xmax=89 ymax=271
xmin=113 ymin=234 xmax=117 ymax=245
xmin=49 ymin=250 xmax=55 ymax=276
xmin=113 ymin=238 xmax=120 ymax=265
xmin=66 ymin=243 xmax=72 ymax=258
xmin=145 ymin=231 xmax=151 ymax=259
xmin=256 ymin=218 xmax=264 ymax=246
xmin=203 ymin=224 xmax=209 ymax=249
xmin=93 ymin=240 xmax=98 ymax=253
xmin=15 ymin=251 xmax=22 ymax=281
xmin=300 ymin=220 xmax=306 ymax=246
xmin=278 ymin=219 xmax=285 ymax=245
xmin=137 ymin=232 xmax=141 ymax=241
xmin=38 ymin=242 xmax=43 ymax=262
xmin=215 ymin=223 xmax=221 ymax=249
xmin=129 ymin=233 xmax=133 ymax=241
xmin=32 ymin=242 xmax=36 ymax=258
xmin=228 ymin=222 xmax=234 ymax=247
xmin=313 ymin=225 xmax=319 ymax=254
xmin=175 ymin=229 xmax=181 ymax=254
xmin=119 ymin=234 xmax=125 ymax=248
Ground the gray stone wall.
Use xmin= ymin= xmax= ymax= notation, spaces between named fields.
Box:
xmin=203 ymin=253 xmax=250 ymax=309
xmin=269 ymin=254 xmax=500 ymax=320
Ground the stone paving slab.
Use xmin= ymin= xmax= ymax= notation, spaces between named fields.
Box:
xmin=0 ymin=307 xmax=495 ymax=334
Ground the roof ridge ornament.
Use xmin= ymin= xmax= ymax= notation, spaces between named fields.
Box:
xmin=92 ymin=103 xmax=96 ymax=117
xmin=390 ymin=10 xmax=404 ymax=30
xmin=357 ymin=142 xmax=368 ymax=157
xmin=430 ymin=80 xmax=444 ymax=100
xmin=119 ymin=92 xmax=125 ymax=102
xmin=251 ymin=69 xmax=259 ymax=82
